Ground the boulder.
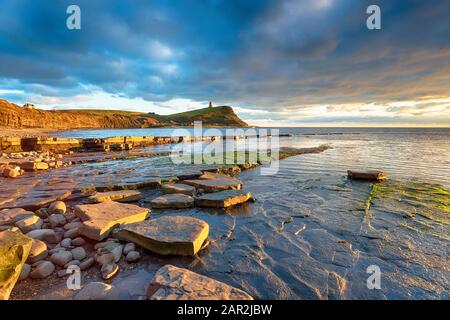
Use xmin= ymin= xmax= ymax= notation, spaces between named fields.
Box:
xmin=26 ymin=239 xmax=48 ymax=264
xmin=29 ymin=261 xmax=55 ymax=279
xmin=48 ymin=201 xmax=67 ymax=215
xmin=116 ymin=216 xmax=209 ymax=256
xmin=195 ymin=190 xmax=252 ymax=208
xmin=150 ymin=194 xmax=194 ymax=209
xmin=161 ymin=184 xmax=196 ymax=196
xmin=74 ymin=202 xmax=150 ymax=241
xmin=0 ymin=231 xmax=33 ymax=300
xmin=88 ymin=190 xmax=141 ymax=203
xmin=74 ymin=282 xmax=119 ymax=300
xmin=147 ymin=265 xmax=253 ymax=300
xmin=15 ymin=215 xmax=43 ymax=233
xmin=347 ymin=170 xmax=387 ymax=182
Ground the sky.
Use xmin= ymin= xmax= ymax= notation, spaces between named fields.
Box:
xmin=0 ymin=0 xmax=449 ymax=127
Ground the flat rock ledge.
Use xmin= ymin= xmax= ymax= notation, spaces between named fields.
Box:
xmin=116 ymin=216 xmax=209 ymax=256
xmin=161 ymin=183 xmax=196 ymax=196
xmin=147 ymin=265 xmax=253 ymax=300
xmin=150 ymin=194 xmax=194 ymax=209
xmin=74 ymin=202 xmax=150 ymax=241
xmin=88 ymin=190 xmax=141 ymax=203
xmin=195 ymin=190 xmax=252 ymax=208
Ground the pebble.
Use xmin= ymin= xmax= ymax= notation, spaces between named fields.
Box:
xmin=50 ymin=250 xmax=73 ymax=267
xmin=64 ymin=228 xmax=79 ymax=239
xmin=79 ymin=257 xmax=95 ymax=270
xmin=57 ymin=269 xmax=68 ymax=278
xmin=48 ymin=201 xmax=67 ymax=215
xmin=123 ymin=243 xmax=135 ymax=255
xmin=64 ymin=259 xmax=81 ymax=269
xmin=71 ymin=237 xmax=86 ymax=246
xmin=126 ymin=251 xmax=140 ymax=263
xmin=19 ymin=263 xmax=31 ymax=281
xmin=60 ymin=238 xmax=72 ymax=248
xmin=30 ymin=261 xmax=55 ymax=279
xmin=63 ymin=221 xmax=83 ymax=230
xmin=101 ymin=263 xmax=119 ymax=280
xmin=49 ymin=214 xmax=67 ymax=228
xmin=71 ymin=247 xmax=86 ymax=260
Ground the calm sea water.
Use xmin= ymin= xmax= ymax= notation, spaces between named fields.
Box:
xmin=56 ymin=127 xmax=450 ymax=187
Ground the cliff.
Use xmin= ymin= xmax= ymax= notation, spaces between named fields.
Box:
xmin=0 ymin=99 xmax=248 ymax=130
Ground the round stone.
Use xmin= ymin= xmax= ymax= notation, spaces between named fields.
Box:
xmin=101 ymin=263 xmax=119 ymax=280
xmin=48 ymin=201 xmax=67 ymax=215
xmin=123 ymin=243 xmax=135 ymax=255
xmin=79 ymin=257 xmax=95 ymax=271
xmin=126 ymin=251 xmax=140 ymax=263
xmin=71 ymin=247 xmax=86 ymax=261
xmin=19 ymin=263 xmax=31 ymax=281
xmin=30 ymin=261 xmax=55 ymax=279
xmin=71 ymin=237 xmax=86 ymax=246
xmin=50 ymin=250 xmax=73 ymax=267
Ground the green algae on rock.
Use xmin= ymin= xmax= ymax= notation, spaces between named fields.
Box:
xmin=0 ymin=230 xmax=33 ymax=300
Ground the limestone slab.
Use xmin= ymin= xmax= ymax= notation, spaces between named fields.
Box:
xmin=183 ymin=178 xmax=242 ymax=193
xmin=150 ymin=194 xmax=194 ymax=209
xmin=161 ymin=183 xmax=196 ymax=196
xmin=88 ymin=190 xmax=141 ymax=203
xmin=147 ymin=265 xmax=253 ymax=300
xmin=195 ymin=190 xmax=252 ymax=208
xmin=116 ymin=216 xmax=209 ymax=256
xmin=74 ymin=202 xmax=150 ymax=241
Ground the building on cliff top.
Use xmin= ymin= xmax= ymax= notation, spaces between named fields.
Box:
xmin=23 ymin=103 xmax=35 ymax=109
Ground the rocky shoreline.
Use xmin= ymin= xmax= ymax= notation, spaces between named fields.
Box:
xmin=1 ymin=141 xmax=331 ymax=300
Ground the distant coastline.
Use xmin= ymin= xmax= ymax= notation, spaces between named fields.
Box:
xmin=0 ymin=98 xmax=248 ymax=135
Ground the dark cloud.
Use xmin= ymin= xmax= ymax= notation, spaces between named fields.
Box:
xmin=0 ymin=0 xmax=449 ymax=124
